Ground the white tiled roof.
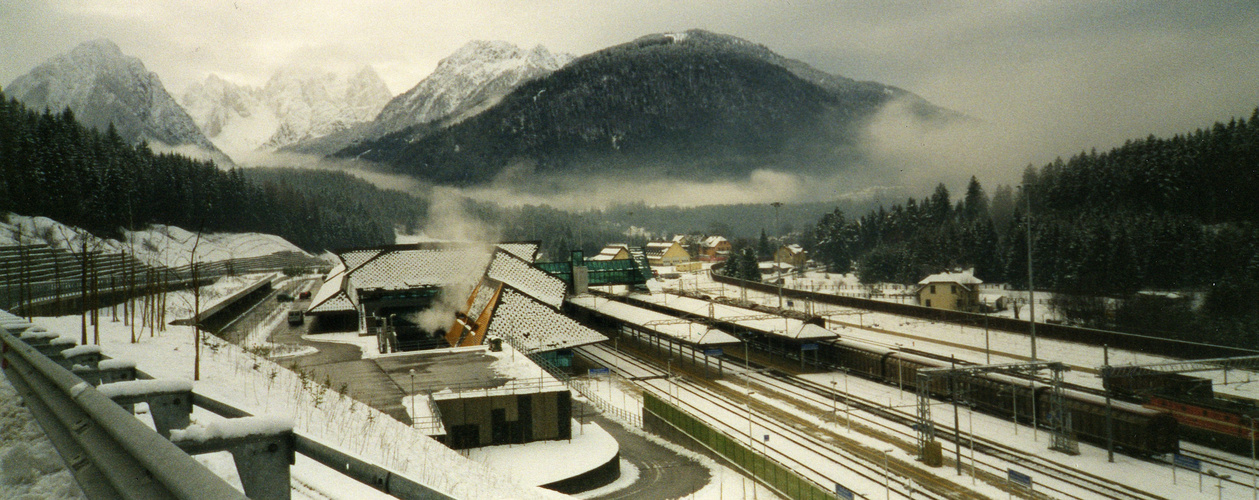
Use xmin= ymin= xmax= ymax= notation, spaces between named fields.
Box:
xmin=309 ymin=293 xmax=355 ymax=313
xmin=486 ymin=251 xmax=566 ymax=309
xmin=308 ymin=270 xmax=352 ymax=313
xmin=918 ymin=269 xmax=983 ymax=286
xmin=591 ymin=244 xmax=629 ymax=261
xmin=340 ymin=249 xmax=384 ymax=272
xmin=352 ymin=248 xmax=492 ymax=291
xmin=326 ymin=262 xmax=347 ymax=280
xmin=702 ymin=236 xmax=728 ymax=247
xmin=566 ymin=295 xmax=741 ymax=345
xmin=496 ymin=242 xmax=539 ymax=263
xmin=788 ymin=323 xmax=840 ymax=340
xmin=488 ymin=290 xmax=606 ymax=353
xmin=645 ymin=241 xmax=675 ymax=258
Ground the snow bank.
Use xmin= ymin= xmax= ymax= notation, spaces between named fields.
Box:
xmin=0 ymin=369 xmax=81 ymax=499
xmin=97 ymin=379 xmax=194 ymax=398
xmin=18 ymin=330 xmax=57 ymax=341
xmin=0 ymin=212 xmax=309 ymax=268
xmin=96 ymin=359 xmax=137 ymax=370
xmin=59 ymin=345 xmax=101 ymax=358
xmin=171 ymin=415 xmax=294 ymax=443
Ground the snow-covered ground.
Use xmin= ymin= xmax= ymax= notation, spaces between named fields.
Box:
xmin=572 ymin=299 xmax=1259 ymax=500
xmin=9 ymin=275 xmax=567 ymax=499
xmin=0 ymin=212 xmax=309 ymax=268
xmin=645 ymin=269 xmax=1256 ymax=400
xmin=2 ymin=272 xmax=769 ymax=499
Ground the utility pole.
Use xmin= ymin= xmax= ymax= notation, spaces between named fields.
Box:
xmin=1022 ymin=184 xmax=1037 ymax=361
xmin=770 ymin=202 xmax=783 ymax=237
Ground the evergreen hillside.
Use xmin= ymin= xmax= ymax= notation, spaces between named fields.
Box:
xmin=806 ymin=108 xmax=1259 ymax=347
xmin=0 ymin=89 xmax=393 ymax=252
xmin=337 ymin=30 xmax=956 ymax=185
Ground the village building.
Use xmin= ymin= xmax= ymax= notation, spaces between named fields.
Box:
xmin=309 ymin=243 xmax=609 ymax=453
xmin=915 ymin=269 xmax=983 ymax=312
xmin=590 ymin=244 xmax=632 ymax=261
xmin=774 ymin=244 xmax=808 ymax=269
xmin=644 ymin=241 xmax=690 ymax=266
xmin=699 ymin=236 xmax=732 ymax=261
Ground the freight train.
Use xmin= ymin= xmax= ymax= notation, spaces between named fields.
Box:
xmin=582 ymin=291 xmax=1181 ymax=456
xmin=1104 ymin=367 xmax=1257 ymax=454
xmin=817 ymin=338 xmax=1180 ymax=455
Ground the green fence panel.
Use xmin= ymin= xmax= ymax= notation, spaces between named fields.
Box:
xmin=642 ymin=393 xmax=836 ymax=500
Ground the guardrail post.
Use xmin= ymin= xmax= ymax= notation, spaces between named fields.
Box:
xmin=71 ymin=360 xmax=138 ymax=386
xmin=171 ymin=417 xmax=295 ymax=500
xmin=98 ymin=380 xmax=194 ymax=439
xmin=35 ymin=337 xmax=75 ymax=359
xmin=59 ymin=345 xmax=103 ymax=370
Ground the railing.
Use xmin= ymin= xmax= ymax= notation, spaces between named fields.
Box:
xmin=0 ymin=316 xmax=248 ymax=499
xmin=643 ymin=392 xmax=834 ymax=500
xmin=1 ymin=309 xmax=456 ymax=500
xmin=492 ymin=328 xmax=643 ymax=428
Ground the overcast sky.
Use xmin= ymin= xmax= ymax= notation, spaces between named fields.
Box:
xmin=3 ymin=0 xmax=1258 ymax=194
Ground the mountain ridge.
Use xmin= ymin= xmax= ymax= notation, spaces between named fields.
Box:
xmin=334 ymin=29 xmax=962 ymax=185
xmin=5 ymin=39 xmax=233 ymax=165
xmin=286 ymin=40 xmax=572 ymax=156
xmin=181 ymin=65 xmax=392 ymax=156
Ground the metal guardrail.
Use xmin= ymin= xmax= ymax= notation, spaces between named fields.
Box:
xmin=0 ymin=319 xmax=248 ymax=499
xmin=192 ymin=392 xmax=456 ymax=500
xmin=1 ymin=309 xmax=456 ymax=500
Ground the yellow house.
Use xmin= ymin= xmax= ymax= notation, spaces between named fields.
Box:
xmin=700 ymin=236 xmax=732 ymax=261
xmin=645 ymin=241 xmax=690 ymax=266
xmin=591 ymin=244 xmax=631 ymax=261
xmin=916 ymin=269 xmax=982 ymax=311
xmin=774 ymin=244 xmax=808 ymax=269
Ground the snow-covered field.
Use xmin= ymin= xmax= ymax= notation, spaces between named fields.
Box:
xmin=0 ymin=212 xmax=308 ymax=268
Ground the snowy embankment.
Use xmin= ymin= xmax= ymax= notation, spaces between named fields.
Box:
xmin=0 ymin=212 xmax=311 ymax=268
xmin=13 ymin=277 xmax=566 ymax=499
xmin=0 ymin=371 xmax=83 ymax=499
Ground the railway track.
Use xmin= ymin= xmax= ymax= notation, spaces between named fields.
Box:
xmin=746 ymin=365 xmax=1169 ymax=500
xmin=1180 ymin=447 xmax=1259 ymax=491
xmin=577 ymin=342 xmax=958 ymax=500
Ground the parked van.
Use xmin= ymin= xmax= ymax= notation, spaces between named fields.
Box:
xmin=287 ymin=310 xmax=304 ymax=325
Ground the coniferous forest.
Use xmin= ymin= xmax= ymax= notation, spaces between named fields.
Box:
xmin=806 ymin=109 xmax=1259 ymax=347
xmin=0 ymin=90 xmax=393 ymax=252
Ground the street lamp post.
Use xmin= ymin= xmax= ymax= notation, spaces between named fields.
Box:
xmin=408 ymin=368 xmax=416 ymax=427
xmin=843 ymin=368 xmax=851 ymax=432
xmin=1021 ymin=184 xmax=1037 ymax=361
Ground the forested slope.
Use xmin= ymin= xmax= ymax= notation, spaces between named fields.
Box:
xmin=0 ymin=89 xmax=393 ymax=252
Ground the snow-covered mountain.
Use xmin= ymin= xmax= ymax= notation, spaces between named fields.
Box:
xmin=287 ymin=40 xmax=572 ymax=156
xmin=180 ymin=66 xmax=391 ymax=157
xmin=5 ymin=39 xmax=232 ymax=165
